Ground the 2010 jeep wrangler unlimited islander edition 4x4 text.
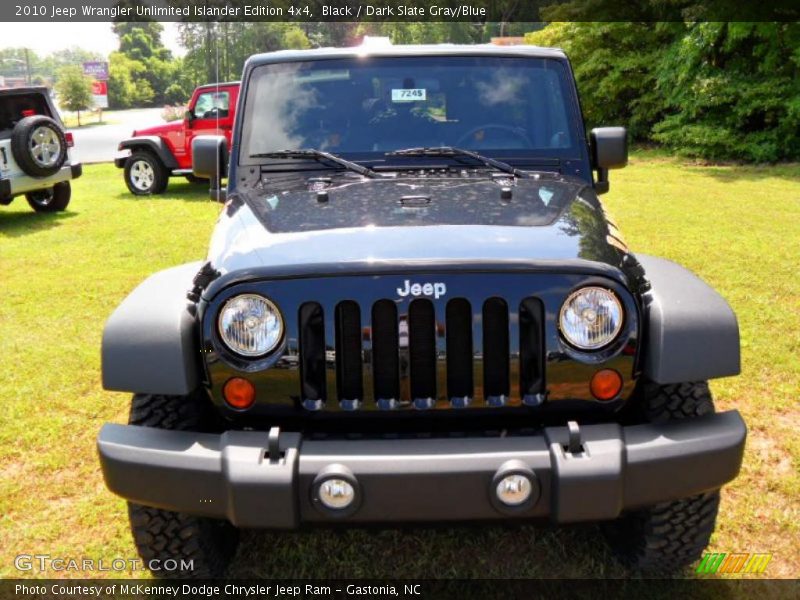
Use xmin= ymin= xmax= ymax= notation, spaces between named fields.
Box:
xmin=97 ymin=44 xmax=745 ymax=576
xmin=0 ymin=87 xmax=81 ymax=212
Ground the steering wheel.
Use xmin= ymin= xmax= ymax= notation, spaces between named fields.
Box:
xmin=202 ymin=108 xmax=228 ymax=119
xmin=455 ymin=124 xmax=532 ymax=149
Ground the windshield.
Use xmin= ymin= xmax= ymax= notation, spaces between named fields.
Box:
xmin=240 ymin=56 xmax=580 ymax=166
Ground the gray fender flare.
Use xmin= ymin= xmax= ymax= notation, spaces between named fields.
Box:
xmin=636 ymin=254 xmax=740 ymax=383
xmin=118 ymin=136 xmax=178 ymax=170
xmin=102 ymin=262 xmax=202 ymax=395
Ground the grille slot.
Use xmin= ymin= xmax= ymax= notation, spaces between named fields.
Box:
xmin=446 ymin=298 xmax=473 ymax=404
xmin=519 ymin=297 xmax=545 ymax=402
xmin=298 ymin=302 xmax=326 ymax=409
xmin=408 ymin=299 xmax=437 ymax=407
xmin=371 ymin=300 xmax=400 ymax=405
xmin=482 ymin=297 xmax=510 ymax=405
xmin=335 ymin=301 xmax=363 ymax=405
xmin=295 ymin=293 xmax=544 ymax=411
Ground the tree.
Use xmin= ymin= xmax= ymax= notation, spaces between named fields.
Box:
xmin=108 ymin=52 xmax=155 ymax=109
xmin=525 ymin=22 xmax=681 ymax=139
xmin=525 ymin=18 xmax=800 ymax=162
xmin=55 ymin=66 xmax=93 ymax=126
xmin=652 ymin=22 xmax=800 ymax=162
xmin=283 ymin=26 xmax=311 ymax=50
xmin=111 ymin=21 xmax=177 ymax=106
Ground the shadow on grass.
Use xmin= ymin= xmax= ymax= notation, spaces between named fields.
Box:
xmin=227 ymin=523 xmax=631 ymax=579
xmin=0 ymin=209 xmax=77 ymax=238
xmin=685 ymin=163 xmax=800 ymax=184
xmin=111 ymin=180 xmax=219 ymax=203
xmin=631 ymin=152 xmax=800 ymax=185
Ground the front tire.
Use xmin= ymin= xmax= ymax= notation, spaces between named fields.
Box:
xmin=124 ymin=151 xmax=169 ymax=195
xmin=26 ymin=181 xmax=71 ymax=212
xmin=604 ymin=381 xmax=720 ymax=574
xmin=127 ymin=393 xmax=238 ymax=578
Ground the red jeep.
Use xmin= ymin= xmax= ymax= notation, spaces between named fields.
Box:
xmin=115 ymin=82 xmax=239 ymax=195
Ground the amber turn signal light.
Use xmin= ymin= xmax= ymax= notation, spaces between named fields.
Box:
xmin=223 ymin=377 xmax=256 ymax=409
xmin=590 ymin=369 xmax=623 ymax=401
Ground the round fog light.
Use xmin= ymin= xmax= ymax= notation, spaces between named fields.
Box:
xmin=496 ymin=474 xmax=533 ymax=507
xmin=318 ymin=478 xmax=356 ymax=510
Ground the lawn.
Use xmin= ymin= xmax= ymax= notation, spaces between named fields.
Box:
xmin=60 ymin=110 xmax=121 ymax=129
xmin=0 ymin=156 xmax=798 ymax=579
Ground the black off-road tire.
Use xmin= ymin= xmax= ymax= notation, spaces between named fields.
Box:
xmin=124 ymin=151 xmax=169 ymax=196
xmin=127 ymin=393 xmax=238 ymax=578
xmin=11 ymin=115 xmax=68 ymax=177
xmin=25 ymin=181 xmax=71 ymax=212
xmin=604 ymin=381 xmax=721 ymax=574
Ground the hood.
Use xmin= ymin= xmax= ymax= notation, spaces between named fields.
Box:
xmin=206 ymin=176 xmax=627 ymax=279
xmin=132 ymin=121 xmax=182 ymax=137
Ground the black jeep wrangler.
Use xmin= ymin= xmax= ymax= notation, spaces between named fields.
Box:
xmin=98 ymin=43 xmax=746 ymax=576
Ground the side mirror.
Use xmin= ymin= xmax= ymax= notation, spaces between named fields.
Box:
xmin=184 ymin=109 xmax=195 ymax=127
xmin=590 ymin=127 xmax=628 ymax=194
xmin=192 ymin=135 xmax=228 ymax=202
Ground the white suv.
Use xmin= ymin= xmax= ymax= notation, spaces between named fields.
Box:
xmin=0 ymin=87 xmax=82 ymax=212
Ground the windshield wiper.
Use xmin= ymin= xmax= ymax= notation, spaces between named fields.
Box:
xmin=251 ymin=149 xmax=378 ymax=178
xmin=386 ymin=146 xmax=528 ymax=178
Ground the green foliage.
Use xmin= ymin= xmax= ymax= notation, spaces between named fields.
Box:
xmin=526 ymin=22 xmax=681 ymax=139
xmin=652 ymin=22 xmax=800 ymax=162
xmin=110 ymin=21 xmax=188 ymax=107
xmin=107 ymin=52 xmax=154 ymax=109
xmin=163 ymin=83 xmax=188 ymax=106
xmin=283 ymin=26 xmax=312 ymax=50
xmin=0 ymin=46 xmax=102 ymax=86
xmin=54 ymin=65 xmax=93 ymax=117
xmin=526 ymin=21 xmax=800 ymax=162
xmin=174 ymin=21 xmax=538 ymax=90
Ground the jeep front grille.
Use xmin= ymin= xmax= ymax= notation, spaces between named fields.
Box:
xmin=297 ymin=297 xmax=545 ymax=411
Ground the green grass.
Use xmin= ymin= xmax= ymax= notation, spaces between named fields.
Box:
xmin=0 ymin=156 xmax=798 ymax=579
xmin=61 ymin=110 xmax=121 ymax=129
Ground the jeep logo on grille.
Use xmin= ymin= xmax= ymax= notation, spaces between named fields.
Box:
xmin=397 ymin=280 xmax=447 ymax=300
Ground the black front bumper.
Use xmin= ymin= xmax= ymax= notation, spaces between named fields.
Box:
xmin=97 ymin=411 xmax=746 ymax=528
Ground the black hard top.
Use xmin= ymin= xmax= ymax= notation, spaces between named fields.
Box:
xmin=246 ymin=43 xmax=567 ymax=68
xmin=196 ymin=81 xmax=240 ymax=90
xmin=0 ymin=86 xmax=50 ymax=97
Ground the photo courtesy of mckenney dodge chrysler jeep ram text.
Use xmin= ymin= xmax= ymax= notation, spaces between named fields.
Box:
xmin=96 ymin=41 xmax=746 ymax=577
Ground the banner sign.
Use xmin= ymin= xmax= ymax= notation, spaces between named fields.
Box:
xmin=83 ymin=61 xmax=109 ymax=109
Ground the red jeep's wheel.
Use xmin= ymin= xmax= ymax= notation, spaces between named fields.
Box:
xmin=124 ymin=151 xmax=169 ymax=195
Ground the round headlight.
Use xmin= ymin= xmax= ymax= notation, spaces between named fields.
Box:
xmin=559 ymin=287 xmax=623 ymax=350
xmin=218 ymin=294 xmax=283 ymax=357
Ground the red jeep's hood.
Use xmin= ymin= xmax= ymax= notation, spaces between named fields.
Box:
xmin=132 ymin=121 xmax=182 ymax=137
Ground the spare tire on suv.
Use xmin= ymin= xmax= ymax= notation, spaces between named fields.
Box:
xmin=11 ymin=115 xmax=68 ymax=177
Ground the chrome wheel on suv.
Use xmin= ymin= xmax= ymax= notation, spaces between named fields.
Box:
xmin=130 ymin=160 xmax=155 ymax=191
xmin=10 ymin=115 xmax=68 ymax=177
xmin=30 ymin=125 xmax=62 ymax=170
xmin=123 ymin=151 xmax=168 ymax=196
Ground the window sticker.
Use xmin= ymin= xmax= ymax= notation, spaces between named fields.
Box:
xmin=391 ymin=88 xmax=427 ymax=102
